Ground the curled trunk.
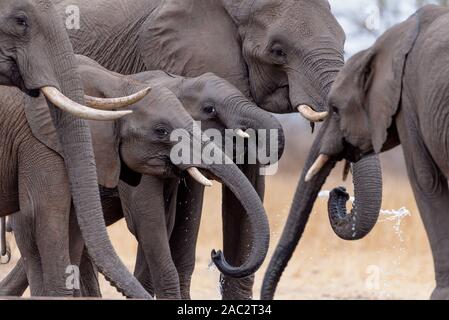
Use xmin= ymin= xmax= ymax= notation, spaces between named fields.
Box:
xmin=328 ymin=155 xmax=382 ymax=240
xmin=205 ymin=161 xmax=270 ymax=279
xmin=261 ymin=123 xmax=383 ymax=300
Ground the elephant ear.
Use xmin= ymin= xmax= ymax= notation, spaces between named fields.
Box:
xmin=360 ymin=12 xmax=420 ymax=154
xmin=139 ymin=0 xmax=249 ymax=92
xmin=77 ymin=58 xmax=146 ymax=188
xmin=24 ymin=94 xmax=63 ymax=156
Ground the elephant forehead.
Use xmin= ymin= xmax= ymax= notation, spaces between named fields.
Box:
xmin=133 ymin=88 xmax=188 ymax=121
xmin=248 ymin=0 xmax=342 ymax=39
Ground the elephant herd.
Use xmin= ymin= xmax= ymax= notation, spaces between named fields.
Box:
xmin=0 ymin=0 xmax=448 ymax=300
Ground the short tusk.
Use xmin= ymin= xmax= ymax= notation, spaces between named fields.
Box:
xmin=85 ymin=87 xmax=151 ymax=110
xmin=187 ymin=167 xmax=213 ymax=187
xmin=235 ymin=129 xmax=250 ymax=139
xmin=297 ymin=105 xmax=328 ymax=122
xmin=342 ymin=160 xmax=352 ymax=182
xmin=305 ymin=154 xmax=330 ymax=182
xmin=41 ymin=87 xmax=133 ymax=121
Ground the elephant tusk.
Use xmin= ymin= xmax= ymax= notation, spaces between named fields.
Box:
xmin=342 ymin=160 xmax=352 ymax=182
xmin=41 ymin=87 xmax=133 ymax=121
xmin=235 ymin=129 xmax=250 ymax=139
xmin=84 ymin=87 xmax=152 ymax=110
xmin=297 ymin=105 xmax=328 ymax=122
xmin=187 ymin=167 xmax=213 ymax=187
xmin=305 ymin=154 xmax=330 ymax=182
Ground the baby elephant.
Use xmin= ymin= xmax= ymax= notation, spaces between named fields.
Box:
xmin=78 ymin=56 xmax=284 ymax=299
xmin=1 ymin=57 xmax=272 ymax=299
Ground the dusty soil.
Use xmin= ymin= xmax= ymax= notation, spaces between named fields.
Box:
xmin=0 ymin=170 xmax=435 ymax=300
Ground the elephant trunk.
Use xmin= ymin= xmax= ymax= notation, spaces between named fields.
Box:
xmin=261 ymin=124 xmax=336 ymax=299
xmin=247 ymin=104 xmax=285 ymax=164
xmin=40 ymin=5 xmax=150 ymax=299
xmin=206 ymin=161 xmax=270 ymax=278
xmin=0 ymin=258 xmax=28 ymax=297
xmin=224 ymin=97 xmax=285 ymax=164
xmin=173 ymin=117 xmax=270 ymax=278
xmin=261 ymin=116 xmax=383 ymax=299
xmin=0 ymin=217 xmax=10 ymax=264
xmin=328 ymin=155 xmax=383 ymax=240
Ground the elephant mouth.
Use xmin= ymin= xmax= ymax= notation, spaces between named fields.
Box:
xmin=142 ymin=156 xmax=180 ymax=178
xmin=9 ymin=58 xmax=40 ymax=97
xmin=341 ymin=141 xmax=373 ymax=164
xmin=259 ymin=85 xmax=291 ymax=112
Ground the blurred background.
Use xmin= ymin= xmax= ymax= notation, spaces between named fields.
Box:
xmin=2 ymin=0 xmax=449 ymax=300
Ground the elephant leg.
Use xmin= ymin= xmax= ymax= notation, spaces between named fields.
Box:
xmin=133 ymin=245 xmax=154 ymax=297
xmin=18 ymin=143 xmax=73 ymax=297
xmin=8 ymin=214 xmax=43 ymax=296
xmin=0 ymin=257 xmax=28 ymax=296
xmin=170 ymin=176 xmax=205 ymax=300
xmin=221 ymin=164 xmax=265 ymax=300
xmin=120 ymin=179 xmax=181 ymax=299
xmin=79 ymin=248 xmax=102 ymax=297
xmin=397 ymin=115 xmax=449 ymax=300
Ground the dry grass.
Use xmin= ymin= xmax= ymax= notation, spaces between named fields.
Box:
xmin=0 ymin=121 xmax=436 ymax=300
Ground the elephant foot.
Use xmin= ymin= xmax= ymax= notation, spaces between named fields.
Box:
xmin=179 ymin=276 xmax=192 ymax=300
xmin=220 ymin=275 xmax=254 ymax=300
xmin=431 ymin=286 xmax=449 ymax=300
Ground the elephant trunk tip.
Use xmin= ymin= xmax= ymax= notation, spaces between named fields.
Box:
xmin=211 ymin=249 xmax=261 ymax=279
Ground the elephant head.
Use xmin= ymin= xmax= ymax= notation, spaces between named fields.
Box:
xmin=221 ymin=0 xmax=346 ymax=119
xmin=141 ymin=0 xmax=345 ymax=121
xmin=0 ymin=0 xmax=150 ymax=298
xmin=77 ymin=61 xmax=271 ymax=279
xmin=132 ymin=71 xmax=285 ymax=166
xmin=260 ymin=8 xmax=429 ymax=300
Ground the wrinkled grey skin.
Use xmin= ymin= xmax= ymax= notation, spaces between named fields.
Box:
xmin=130 ymin=70 xmax=285 ymax=299
xmin=0 ymin=0 xmax=148 ymax=298
xmin=1 ymin=57 xmax=272 ymax=299
xmin=263 ymin=5 xmax=449 ymax=300
xmin=52 ymin=0 xmax=348 ymax=299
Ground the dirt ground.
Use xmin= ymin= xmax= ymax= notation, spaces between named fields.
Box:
xmin=0 ymin=121 xmax=436 ymax=300
xmin=0 ymin=169 xmax=435 ymax=300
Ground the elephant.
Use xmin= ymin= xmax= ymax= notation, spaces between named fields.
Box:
xmin=53 ymin=0 xmax=351 ymax=299
xmin=0 ymin=56 xmax=272 ymax=299
xmin=262 ymin=5 xmax=449 ymax=300
xmin=0 ymin=0 xmax=151 ymax=298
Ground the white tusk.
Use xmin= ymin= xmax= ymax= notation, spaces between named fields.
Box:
xmin=297 ymin=105 xmax=328 ymax=122
xmin=84 ymin=87 xmax=151 ymax=110
xmin=41 ymin=87 xmax=132 ymax=121
xmin=235 ymin=129 xmax=250 ymax=139
xmin=187 ymin=167 xmax=213 ymax=187
xmin=305 ymin=154 xmax=330 ymax=182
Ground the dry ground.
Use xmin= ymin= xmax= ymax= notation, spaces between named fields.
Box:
xmin=0 ymin=120 xmax=436 ymax=300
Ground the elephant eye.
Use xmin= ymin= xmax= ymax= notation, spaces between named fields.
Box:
xmin=154 ymin=126 xmax=170 ymax=138
xmin=270 ymin=44 xmax=287 ymax=58
xmin=332 ymin=105 xmax=340 ymax=116
xmin=15 ymin=15 xmax=28 ymax=28
xmin=272 ymin=48 xmax=286 ymax=57
xmin=203 ymin=105 xmax=216 ymax=115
